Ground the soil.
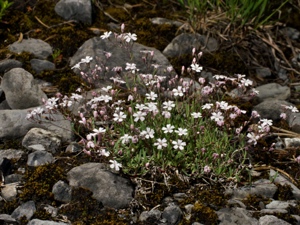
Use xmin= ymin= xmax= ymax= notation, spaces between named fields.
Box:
xmin=1 ymin=0 xmax=300 ymax=224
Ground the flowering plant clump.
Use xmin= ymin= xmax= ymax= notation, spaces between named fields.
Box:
xmin=27 ymin=25 xmax=274 ymax=182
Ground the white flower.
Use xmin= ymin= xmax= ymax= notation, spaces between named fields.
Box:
xmin=202 ymin=103 xmax=213 ymax=110
xmin=146 ymin=91 xmax=158 ymax=101
xmin=113 ymin=111 xmax=127 ymax=122
xmin=211 ymin=111 xmax=224 ymax=122
xmin=86 ymin=141 xmax=95 ymax=148
xmin=135 ymin=103 xmax=147 ymax=111
xmin=162 ymin=110 xmax=171 ymax=119
xmin=70 ymin=93 xmax=83 ymax=101
xmin=284 ymin=105 xmax=299 ymax=113
xmin=146 ymin=102 xmax=158 ymax=112
xmin=162 ymin=101 xmax=175 ymax=111
xmin=109 ymin=160 xmax=122 ymax=171
xmin=191 ymin=112 xmax=202 ymax=118
xmin=154 ymin=138 xmax=167 ymax=149
xmin=162 ymin=124 xmax=175 ymax=134
xmin=172 ymin=86 xmax=185 ymax=97
xmin=120 ymin=134 xmax=133 ymax=144
xmin=60 ymin=100 xmax=73 ymax=108
xmin=217 ymin=101 xmax=231 ymax=110
xmin=172 ymin=139 xmax=186 ymax=150
xmin=45 ymin=98 xmax=58 ymax=110
xmin=133 ymin=111 xmax=147 ymax=122
xmin=191 ymin=63 xmax=203 ymax=72
xmin=213 ymin=75 xmax=228 ymax=80
xmin=81 ymin=56 xmax=93 ymax=64
xmin=140 ymin=127 xmax=155 ymax=139
xmin=124 ymin=33 xmax=137 ymax=42
xmin=92 ymin=127 xmax=106 ymax=134
xmin=175 ymin=128 xmax=188 ymax=136
xmin=240 ymin=78 xmax=253 ymax=87
xmin=125 ymin=63 xmax=137 ymax=71
xmin=102 ymin=86 xmax=112 ymax=92
xmin=247 ymin=132 xmax=260 ymax=146
xmin=71 ymin=63 xmax=81 ymax=70
xmin=101 ymin=95 xmax=113 ymax=103
xmin=98 ymin=149 xmax=110 ymax=157
xmin=110 ymin=77 xmax=126 ymax=84
xmin=260 ymin=118 xmax=273 ymax=127
xmin=100 ymin=31 xmax=112 ymax=39
xmin=251 ymin=88 xmax=259 ymax=95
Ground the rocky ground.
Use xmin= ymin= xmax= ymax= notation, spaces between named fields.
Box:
xmin=1 ymin=0 xmax=300 ymax=224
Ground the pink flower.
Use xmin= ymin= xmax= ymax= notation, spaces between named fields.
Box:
xmin=204 ymin=165 xmax=211 ymax=173
xmin=280 ymin=113 xmax=286 ymax=120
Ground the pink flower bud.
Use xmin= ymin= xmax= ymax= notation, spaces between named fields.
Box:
xmin=121 ymin=23 xmax=125 ymax=33
xmin=181 ymin=66 xmax=185 ymax=75
xmin=198 ymin=52 xmax=203 ymax=58
xmin=128 ymin=107 xmax=132 ymax=114
xmin=192 ymin=57 xmax=196 ymax=64
xmin=192 ymin=47 xmax=196 ymax=55
xmin=198 ymin=77 xmax=205 ymax=84
xmin=130 ymin=124 xmax=135 ymax=130
xmin=93 ymin=111 xmax=98 ymax=118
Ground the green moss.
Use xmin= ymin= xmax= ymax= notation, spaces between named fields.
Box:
xmin=274 ymin=184 xmax=294 ymax=201
xmin=19 ymin=163 xmax=66 ymax=203
xmin=189 ymin=201 xmax=218 ymax=225
xmin=59 ymin=187 xmax=128 ymax=224
xmin=242 ymin=194 xmax=271 ymax=211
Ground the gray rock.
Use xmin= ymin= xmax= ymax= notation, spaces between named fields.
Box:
xmin=255 ymin=83 xmax=290 ymax=102
xmin=30 ymin=59 xmax=55 ymax=74
xmin=270 ymin=169 xmax=300 ymax=200
xmin=139 ymin=209 xmax=162 ymax=223
xmin=282 ymin=27 xmax=300 ymax=40
xmin=27 ymin=150 xmax=54 ymax=166
xmin=287 ymin=112 xmax=300 ymax=134
xmin=52 ymin=180 xmax=72 ymax=203
xmin=266 ymin=200 xmax=297 ymax=209
xmin=1 ymin=68 xmax=47 ymax=109
xmin=0 ymin=149 xmax=24 ymax=161
xmin=253 ymin=99 xmax=293 ymax=121
xmin=284 ymin=138 xmax=300 ymax=148
xmin=67 ymin=162 xmax=133 ymax=209
xmin=1 ymin=182 xmax=18 ymax=201
xmin=22 ymin=128 xmax=61 ymax=153
xmin=163 ymin=33 xmax=218 ymax=58
xmin=0 ymin=59 xmax=22 ymax=73
xmin=27 ymin=219 xmax=69 ymax=225
xmin=11 ymin=200 xmax=36 ymax=220
xmin=70 ymin=36 xmax=175 ymax=89
xmin=162 ymin=205 xmax=183 ymax=225
xmin=150 ymin=17 xmax=183 ymax=27
xmin=65 ymin=142 xmax=82 ymax=153
xmin=225 ymin=179 xmax=277 ymax=199
xmin=0 ymin=214 xmax=17 ymax=224
xmin=217 ymin=207 xmax=258 ymax=225
xmin=4 ymin=174 xmax=23 ymax=184
xmin=258 ymin=215 xmax=291 ymax=225
xmin=256 ymin=67 xmax=272 ymax=78
xmin=55 ymin=0 xmax=92 ymax=25
xmin=9 ymin=38 xmax=53 ymax=59
xmin=0 ymin=108 xmax=73 ymax=142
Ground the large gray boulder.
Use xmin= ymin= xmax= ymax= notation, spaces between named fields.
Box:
xmin=55 ymin=0 xmax=92 ymax=25
xmin=1 ymin=68 xmax=47 ymax=109
xmin=67 ymin=163 xmax=133 ymax=209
